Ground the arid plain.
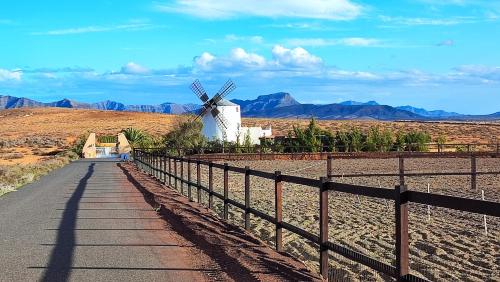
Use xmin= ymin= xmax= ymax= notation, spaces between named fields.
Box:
xmin=1 ymin=107 xmax=499 ymax=281
xmin=1 ymin=107 xmax=500 ymax=166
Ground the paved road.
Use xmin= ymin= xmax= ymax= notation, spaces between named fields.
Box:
xmin=0 ymin=159 xmax=209 ymax=282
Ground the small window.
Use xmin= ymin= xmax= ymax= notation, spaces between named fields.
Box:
xmin=236 ymin=106 xmax=239 ymax=112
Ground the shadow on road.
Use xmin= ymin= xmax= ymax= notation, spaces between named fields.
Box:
xmin=41 ymin=163 xmax=95 ymax=282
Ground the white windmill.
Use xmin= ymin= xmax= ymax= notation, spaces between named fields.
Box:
xmin=190 ymin=79 xmax=241 ymax=142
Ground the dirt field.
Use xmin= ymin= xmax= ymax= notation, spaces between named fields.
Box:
xmin=168 ymin=157 xmax=500 ymax=281
xmin=1 ymin=108 xmax=500 ymax=166
xmin=245 ymin=118 xmax=500 ymax=144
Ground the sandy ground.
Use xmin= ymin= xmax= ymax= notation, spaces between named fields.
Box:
xmin=1 ymin=108 xmax=500 ymax=167
xmin=167 ymin=157 xmax=500 ymax=281
xmin=120 ymin=162 xmax=322 ymax=281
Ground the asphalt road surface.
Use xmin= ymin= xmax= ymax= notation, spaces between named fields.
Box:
xmin=0 ymin=159 xmax=211 ymax=282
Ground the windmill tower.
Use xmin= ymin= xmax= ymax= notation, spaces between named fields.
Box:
xmin=190 ymin=79 xmax=241 ymax=142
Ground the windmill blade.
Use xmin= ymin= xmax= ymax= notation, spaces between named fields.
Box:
xmin=210 ymin=107 xmax=220 ymax=118
xmin=213 ymin=115 xmax=227 ymax=133
xmin=212 ymin=79 xmax=236 ymax=104
xmin=219 ymin=113 xmax=230 ymax=130
xmin=190 ymin=79 xmax=210 ymax=103
xmin=193 ymin=105 xmax=209 ymax=121
xmin=211 ymin=107 xmax=230 ymax=128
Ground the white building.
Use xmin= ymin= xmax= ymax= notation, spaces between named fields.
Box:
xmin=202 ymin=99 xmax=272 ymax=145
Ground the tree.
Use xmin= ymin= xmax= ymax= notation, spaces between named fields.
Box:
xmin=335 ymin=131 xmax=350 ymax=152
xmin=286 ymin=117 xmax=323 ymax=152
xmin=404 ymin=130 xmax=431 ymax=151
xmin=348 ymin=127 xmax=365 ymax=152
xmin=164 ymin=120 xmax=207 ymax=155
xmin=366 ymin=126 xmax=394 ymax=152
xmin=242 ymin=129 xmax=254 ymax=153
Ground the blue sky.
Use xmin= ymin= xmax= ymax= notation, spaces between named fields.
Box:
xmin=0 ymin=0 xmax=499 ymax=114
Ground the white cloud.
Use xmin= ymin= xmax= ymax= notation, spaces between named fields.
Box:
xmin=286 ymin=37 xmax=381 ymax=47
xmin=32 ymin=23 xmax=158 ymax=36
xmin=378 ymin=15 xmax=476 ymax=26
xmin=192 ymin=45 xmax=323 ymax=74
xmin=225 ymin=34 xmax=264 ymax=44
xmin=437 ymin=39 xmax=454 ymax=46
xmin=194 ymin=48 xmax=266 ymax=71
xmin=120 ymin=62 xmax=150 ymax=75
xmin=453 ymin=65 xmax=500 ymax=82
xmin=194 ymin=52 xmax=216 ymax=70
xmin=0 ymin=69 xmax=22 ymax=81
xmin=416 ymin=0 xmax=468 ymax=5
xmin=230 ymin=48 xmax=266 ymax=66
xmin=264 ymin=22 xmax=328 ymax=30
xmin=155 ymin=0 xmax=363 ymax=20
xmin=271 ymin=45 xmax=323 ymax=67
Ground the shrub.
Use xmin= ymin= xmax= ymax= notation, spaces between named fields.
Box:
xmin=404 ymin=130 xmax=432 ymax=151
xmin=366 ymin=126 xmax=394 ymax=152
xmin=164 ymin=120 xmax=207 ymax=155
xmin=121 ymin=128 xmax=148 ymax=147
xmin=71 ymin=133 xmax=89 ymax=156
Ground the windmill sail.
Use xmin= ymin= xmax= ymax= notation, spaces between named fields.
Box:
xmin=212 ymin=79 xmax=236 ymax=104
xmin=190 ymin=79 xmax=210 ymax=103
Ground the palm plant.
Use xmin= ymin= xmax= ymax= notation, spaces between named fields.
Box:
xmin=121 ymin=128 xmax=147 ymax=148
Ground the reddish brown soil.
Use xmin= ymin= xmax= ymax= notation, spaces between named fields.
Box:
xmin=118 ymin=162 xmax=322 ymax=282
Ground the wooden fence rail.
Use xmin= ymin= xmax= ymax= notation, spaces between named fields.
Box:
xmin=327 ymin=155 xmax=500 ymax=191
xmin=133 ymin=149 xmax=500 ymax=282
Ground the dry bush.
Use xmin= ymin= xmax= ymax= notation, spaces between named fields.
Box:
xmin=1 ymin=152 xmax=24 ymax=159
xmin=0 ymin=151 xmax=79 ymax=197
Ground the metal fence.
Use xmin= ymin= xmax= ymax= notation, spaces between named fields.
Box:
xmin=133 ymin=148 xmax=500 ymax=281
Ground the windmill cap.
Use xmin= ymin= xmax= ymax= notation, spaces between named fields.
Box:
xmin=215 ymin=99 xmax=238 ymax=106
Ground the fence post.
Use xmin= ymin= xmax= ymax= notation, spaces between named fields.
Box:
xmin=275 ymin=171 xmax=283 ymax=252
xmin=327 ymin=155 xmax=333 ymax=180
xmin=471 ymin=155 xmax=477 ymax=191
xmin=244 ymin=166 xmax=251 ymax=230
xmin=150 ymin=151 xmax=153 ymax=176
xmin=395 ymin=184 xmax=409 ymax=280
xmin=155 ymin=151 xmax=160 ymax=180
xmin=180 ymin=158 xmax=184 ymax=195
xmin=149 ymin=152 xmax=153 ymax=176
xmin=223 ymin=163 xmax=229 ymax=220
xmin=188 ymin=159 xmax=192 ymax=201
xmin=154 ymin=152 xmax=157 ymax=177
xmin=319 ymin=177 xmax=329 ymax=279
xmin=197 ymin=160 xmax=201 ymax=203
xmin=163 ymin=151 xmax=167 ymax=184
xmin=209 ymin=162 xmax=214 ymax=209
xmin=398 ymin=156 xmax=405 ymax=186
xmin=168 ymin=156 xmax=172 ymax=186
xmin=174 ymin=158 xmax=178 ymax=190
xmin=154 ymin=152 xmax=158 ymax=178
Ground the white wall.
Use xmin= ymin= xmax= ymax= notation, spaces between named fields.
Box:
xmin=202 ymin=105 xmax=241 ymax=142
xmin=239 ymin=126 xmax=272 ymax=145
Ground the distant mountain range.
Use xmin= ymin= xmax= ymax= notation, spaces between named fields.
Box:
xmin=0 ymin=95 xmax=199 ymax=115
xmin=1 ymin=93 xmax=499 ymax=121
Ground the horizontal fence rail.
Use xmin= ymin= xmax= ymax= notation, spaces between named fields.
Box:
xmin=158 ymin=142 xmax=500 ymax=154
xmin=132 ymin=148 xmax=500 ymax=282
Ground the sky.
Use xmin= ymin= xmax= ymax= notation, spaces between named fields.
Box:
xmin=0 ymin=0 xmax=499 ymax=114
